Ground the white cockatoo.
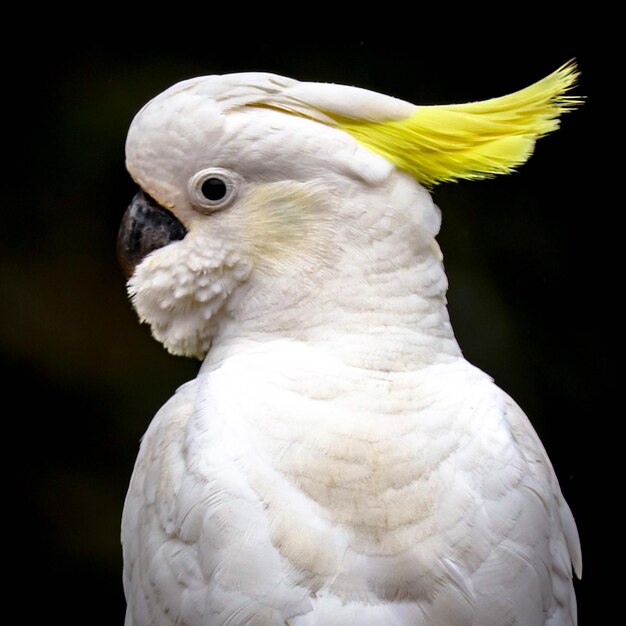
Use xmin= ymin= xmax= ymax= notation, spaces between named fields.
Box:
xmin=118 ymin=63 xmax=582 ymax=626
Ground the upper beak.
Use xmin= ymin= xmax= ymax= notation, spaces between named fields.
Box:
xmin=117 ymin=190 xmax=188 ymax=280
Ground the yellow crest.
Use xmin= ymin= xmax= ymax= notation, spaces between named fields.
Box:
xmin=335 ymin=61 xmax=581 ymax=186
xmin=242 ymin=62 xmax=581 ymax=186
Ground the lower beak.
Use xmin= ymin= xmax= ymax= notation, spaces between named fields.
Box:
xmin=117 ymin=190 xmax=188 ymax=279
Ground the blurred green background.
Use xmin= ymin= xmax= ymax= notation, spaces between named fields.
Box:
xmin=3 ymin=37 xmax=606 ymax=624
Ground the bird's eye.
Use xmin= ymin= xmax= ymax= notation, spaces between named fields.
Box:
xmin=188 ymin=168 xmax=240 ymax=213
xmin=201 ymin=177 xmax=227 ymax=201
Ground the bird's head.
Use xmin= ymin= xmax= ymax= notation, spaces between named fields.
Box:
xmin=119 ymin=67 xmax=579 ymax=359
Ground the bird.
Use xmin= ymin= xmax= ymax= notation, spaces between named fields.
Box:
xmin=118 ymin=62 xmax=582 ymax=626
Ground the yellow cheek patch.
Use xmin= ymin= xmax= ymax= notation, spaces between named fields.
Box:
xmin=239 ymin=181 xmax=333 ymax=268
xmin=336 ymin=61 xmax=581 ymax=186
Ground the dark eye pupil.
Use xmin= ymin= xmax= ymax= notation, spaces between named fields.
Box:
xmin=201 ymin=177 xmax=227 ymax=201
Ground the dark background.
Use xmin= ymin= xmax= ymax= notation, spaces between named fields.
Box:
xmin=3 ymin=37 xmax=609 ymax=624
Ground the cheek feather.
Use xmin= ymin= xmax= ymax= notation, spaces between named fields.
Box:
xmin=127 ymin=231 xmax=253 ymax=359
xmin=238 ymin=181 xmax=337 ymax=271
xmin=237 ymin=181 xmax=333 ymax=272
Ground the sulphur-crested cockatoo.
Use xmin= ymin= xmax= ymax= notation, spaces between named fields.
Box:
xmin=118 ymin=63 xmax=582 ymax=626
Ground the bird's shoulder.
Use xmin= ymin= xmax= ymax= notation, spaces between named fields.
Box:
xmin=122 ymin=379 xmax=199 ymax=625
xmin=500 ymin=392 xmax=582 ymax=581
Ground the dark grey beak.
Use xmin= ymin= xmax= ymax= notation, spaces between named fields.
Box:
xmin=117 ymin=190 xmax=188 ymax=280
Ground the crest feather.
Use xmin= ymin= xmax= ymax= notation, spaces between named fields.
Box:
xmin=335 ymin=61 xmax=581 ymax=186
xmin=246 ymin=62 xmax=581 ymax=186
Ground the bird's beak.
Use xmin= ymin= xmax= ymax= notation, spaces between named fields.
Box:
xmin=117 ymin=190 xmax=188 ymax=280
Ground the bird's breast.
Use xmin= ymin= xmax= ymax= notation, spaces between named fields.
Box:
xmin=194 ymin=340 xmax=500 ymax=599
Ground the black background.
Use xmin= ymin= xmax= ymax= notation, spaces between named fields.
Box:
xmin=3 ymin=35 xmax=609 ymax=624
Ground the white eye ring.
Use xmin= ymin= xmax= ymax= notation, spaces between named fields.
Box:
xmin=188 ymin=168 xmax=240 ymax=212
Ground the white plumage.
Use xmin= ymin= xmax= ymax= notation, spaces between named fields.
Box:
xmin=119 ymin=72 xmax=581 ymax=625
